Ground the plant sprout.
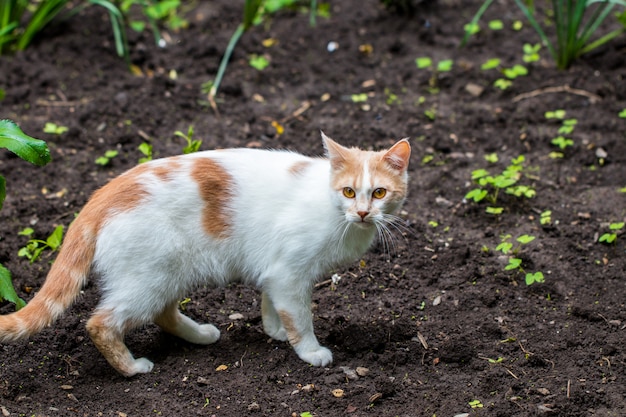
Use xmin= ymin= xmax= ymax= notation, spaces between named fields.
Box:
xmin=599 ymin=222 xmax=624 ymax=244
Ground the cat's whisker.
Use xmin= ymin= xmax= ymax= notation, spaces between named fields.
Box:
xmin=381 ymin=214 xmax=414 ymax=237
xmin=374 ymin=221 xmax=397 ymax=258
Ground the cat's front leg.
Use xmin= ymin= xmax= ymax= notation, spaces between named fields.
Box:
xmin=263 ymin=284 xmax=332 ymax=367
xmin=261 ymin=291 xmax=288 ymax=342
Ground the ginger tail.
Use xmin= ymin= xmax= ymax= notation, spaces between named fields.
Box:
xmin=0 ymin=217 xmax=96 ymax=342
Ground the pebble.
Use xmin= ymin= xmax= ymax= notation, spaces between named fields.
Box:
xmin=228 ymin=313 xmax=244 ymax=320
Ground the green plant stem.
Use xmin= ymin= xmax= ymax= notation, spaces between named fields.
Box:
xmin=209 ymin=23 xmax=245 ymax=101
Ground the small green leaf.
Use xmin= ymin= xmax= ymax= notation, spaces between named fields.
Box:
xmin=486 ymin=206 xmax=503 ymax=214
xmin=481 ymin=58 xmax=501 ymax=70
xmin=415 ymin=57 xmax=433 ymax=69
xmin=0 ymin=120 xmax=51 ymax=166
xmin=516 ymin=235 xmax=535 ymax=244
xmin=512 ymin=20 xmax=523 ymax=30
xmin=350 ymin=93 xmax=368 ymax=103
xmin=493 ymin=78 xmax=512 ymax=90
xmin=484 ymin=153 xmax=498 ymax=163
xmin=465 ymin=189 xmax=488 ymax=203
xmin=525 ymin=271 xmax=545 ymax=285
xmin=464 ymin=22 xmax=480 ymax=35
xmin=496 ymin=242 xmax=513 ymax=254
xmin=18 ymin=227 xmax=34 ymax=236
xmin=0 ymin=263 xmax=26 ymax=310
xmin=598 ymin=233 xmax=616 ymax=243
xmin=609 ymin=222 xmax=624 ymax=230
xmin=249 ymin=54 xmax=269 ymax=71
xmin=618 ymin=109 xmax=626 ymax=118
xmin=437 ymin=59 xmax=453 ymax=72
xmin=505 ymin=258 xmax=522 ymax=270
xmin=545 ymin=109 xmax=566 ymax=119
xmin=488 ymin=20 xmax=503 ymax=30
xmin=46 ymin=225 xmax=64 ymax=250
xmin=471 ymin=169 xmax=490 ymax=180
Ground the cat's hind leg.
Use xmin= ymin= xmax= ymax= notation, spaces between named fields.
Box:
xmin=155 ymin=302 xmax=220 ymax=345
xmin=86 ymin=310 xmax=154 ymax=377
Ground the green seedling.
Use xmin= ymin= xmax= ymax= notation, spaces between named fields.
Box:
xmin=424 ymin=108 xmax=437 ymax=121
xmin=175 ymin=126 xmax=202 ymax=154
xmin=463 ymin=22 xmax=480 ymax=36
xmin=469 ymin=399 xmax=484 ymax=409
xmin=95 ymin=149 xmax=119 ymax=166
xmin=43 ymin=122 xmax=68 ymax=135
xmin=493 ymin=78 xmax=512 ymax=90
xmin=545 ymin=109 xmax=566 ymax=119
xmin=384 ymin=88 xmax=399 ymax=105
xmin=546 ymin=112 xmax=577 ymax=152
xmin=18 ymin=225 xmax=64 ymax=264
xmin=540 ymin=210 xmax=552 ymax=226
xmin=481 ymin=58 xmax=501 ymax=70
xmin=0 ymin=119 xmax=50 ymax=309
xmin=502 ymin=64 xmax=528 ymax=79
xmin=551 ymin=136 xmax=574 ymax=150
xmin=415 ymin=57 xmax=454 ymax=93
xmin=522 ymin=43 xmax=541 ymax=62
xmin=598 ymin=222 xmax=624 ymax=244
xmin=138 ymin=142 xmax=153 ymax=163
xmin=619 ymin=109 xmax=626 ymax=118
xmin=350 ymin=93 xmax=368 ymax=103
xmin=415 ymin=56 xmax=432 ymax=68
xmin=484 ymin=153 xmax=498 ymax=163
xmin=496 ymin=234 xmax=544 ymax=285
xmin=488 ymin=19 xmax=503 ymax=30
xmin=465 ymin=155 xmax=536 ymax=214
xmin=558 ymin=119 xmax=577 ymax=134
xmin=248 ymin=54 xmax=270 ymax=70
xmin=496 ymin=233 xmax=535 ymax=255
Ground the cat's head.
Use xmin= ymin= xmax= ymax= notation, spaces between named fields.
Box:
xmin=322 ymin=132 xmax=411 ymax=229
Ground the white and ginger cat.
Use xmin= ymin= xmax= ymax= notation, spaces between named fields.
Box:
xmin=0 ymin=132 xmax=410 ymax=377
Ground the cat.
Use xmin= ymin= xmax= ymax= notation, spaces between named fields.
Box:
xmin=0 ymin=132 xmax=411 ymax=377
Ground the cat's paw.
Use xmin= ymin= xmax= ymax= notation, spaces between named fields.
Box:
xmin=264 ymin=326 xmax=288 ymax=342
xmin=297 ymin=346 xmax=333 ymax=367
xmin=129 ymin=357 xmax=154 ymax=376
xmin=189 ymin=324 xmax=220 ymax=345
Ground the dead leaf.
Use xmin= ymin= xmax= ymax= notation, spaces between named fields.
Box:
xmin=332 ymin=389 xmax=344 ymax=398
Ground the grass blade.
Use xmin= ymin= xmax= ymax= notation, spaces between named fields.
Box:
xmin=461 ymin=0 xmax=495 ymax=46
xmin=209 ymin=23 xmax=245 ymax=101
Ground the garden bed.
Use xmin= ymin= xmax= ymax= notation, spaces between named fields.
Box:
xmin=0 ymin=0 xmax=625 ymax=415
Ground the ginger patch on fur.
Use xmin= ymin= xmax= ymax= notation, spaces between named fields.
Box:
xmin=191 ymin=158 xmax=234 ymax=238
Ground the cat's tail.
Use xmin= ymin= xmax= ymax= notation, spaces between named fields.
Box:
xmin=0 ymin=217 xmax=96 ymax=342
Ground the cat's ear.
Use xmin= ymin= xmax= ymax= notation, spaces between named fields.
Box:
xmin=321 ymin=131 xmax=349 ymax=170
xmin=383 ymin=138 xmax=411 ymax=171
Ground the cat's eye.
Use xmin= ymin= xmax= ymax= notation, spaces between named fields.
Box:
xmin=373 ymin=188 xmax=387 ymax=199
xmin=343 ymin=187 xmax=356 ymax=198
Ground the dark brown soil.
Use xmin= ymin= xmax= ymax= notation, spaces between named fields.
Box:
xmin=1 ymin=0 xmax=625 ymax=416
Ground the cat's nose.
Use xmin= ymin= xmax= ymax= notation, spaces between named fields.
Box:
xmin=357 ymin=211 xmax=369 ymax=221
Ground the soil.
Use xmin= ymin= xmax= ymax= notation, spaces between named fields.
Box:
xmin=1 ymin=0 xmax=625 ymax=416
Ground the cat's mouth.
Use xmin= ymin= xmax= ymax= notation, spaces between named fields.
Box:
xmin=351 ymin=219 xmax=375 ymax=229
